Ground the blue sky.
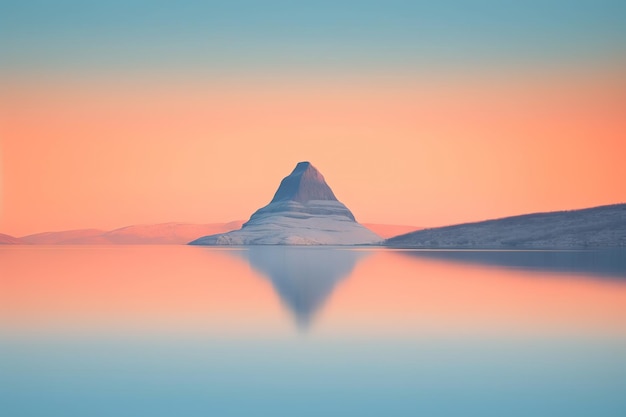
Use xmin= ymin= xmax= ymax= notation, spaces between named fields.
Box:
xmin=1 ymin=0 xmax=625 ymax=75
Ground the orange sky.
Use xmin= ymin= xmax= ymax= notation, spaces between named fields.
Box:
xmin=1 ymin=67 xmax=625 ymax=236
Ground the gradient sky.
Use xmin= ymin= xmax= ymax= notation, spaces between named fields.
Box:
xmin=1 ymin=0 xmax=625 ymax=236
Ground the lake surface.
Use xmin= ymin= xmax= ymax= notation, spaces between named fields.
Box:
xmin=1 ymin=246 xmax=626 ymax=417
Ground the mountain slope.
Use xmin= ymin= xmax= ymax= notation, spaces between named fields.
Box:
xmin=191 ymin=162 xmax=382 ymax=245
xmin=386 ymin=204 xmax=626 ymax=249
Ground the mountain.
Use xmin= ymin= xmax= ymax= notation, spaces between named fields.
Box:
xmin=21 ymin=222 xmax=244 ymax=245
xmin=190 ymin=162 xmax=382 ymax=245
xmin=386 ymin=204 xmax=626 ymax=249
xmin=0 ymin=233 xmax=22 ymax=244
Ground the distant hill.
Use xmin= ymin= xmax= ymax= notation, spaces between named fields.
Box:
xmin=100 ymin=222 xmax=246 ymax=244
xmin=386 ymin=204 xmax=626 ymax=249
xmin=22 ymin=229 xmax=106 ymax=244
xmin=0 ymin=233 xmax=22 ymax=244
xmin=20 ymin=222 xmax=245 ymax=245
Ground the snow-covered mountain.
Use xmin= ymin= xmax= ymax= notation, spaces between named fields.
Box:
xmin=190 ymin=162 xmax=382 ymax=245
xmin=386 ymin=204 xmax=626 ymax=249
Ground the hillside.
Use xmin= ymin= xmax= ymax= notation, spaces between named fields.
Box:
xmin=386 ymin=204 xmax=626 ymax=249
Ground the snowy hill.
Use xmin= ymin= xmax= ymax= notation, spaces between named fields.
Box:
xmin=386 ymin=204 xmax=626 ymax=249
xmin=190 ymin=162 xmax=382 ymax=245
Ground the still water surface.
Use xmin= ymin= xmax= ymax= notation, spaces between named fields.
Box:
xmin=1 ymin=246 xmax=626 ymax=416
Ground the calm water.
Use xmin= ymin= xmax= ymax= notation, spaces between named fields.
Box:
xmin=1 ymin=246 xmax=626 ymax=417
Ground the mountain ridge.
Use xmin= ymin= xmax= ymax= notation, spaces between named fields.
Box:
xmin=4 ymin=222 xmax=417 ymax=244
xmin=0 ymin=233 xmax=22 ymax=244
xmin=19 ymin=222 xmax=245 ymax=245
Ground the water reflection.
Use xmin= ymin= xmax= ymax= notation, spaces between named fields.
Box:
xmin=235 ymin=247 xmax=369 ymax=328
xmin=396 ymin=249 xmax=626 ymax=279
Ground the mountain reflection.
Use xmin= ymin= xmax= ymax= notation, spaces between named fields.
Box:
xmin=235 ymin=247 xmax=369 ymax=328
xmin=396 ymin=249 xmax=626 ymax=279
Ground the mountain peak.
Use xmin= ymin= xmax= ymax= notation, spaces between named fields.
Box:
xmin=270 ymin=162 xmax=338 ymax=204
xmin=190 ymin=161 xmax=382 ymax=245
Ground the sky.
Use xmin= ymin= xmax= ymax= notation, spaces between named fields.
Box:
xmin=1 ymin=0 xmax=625 ymax=236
